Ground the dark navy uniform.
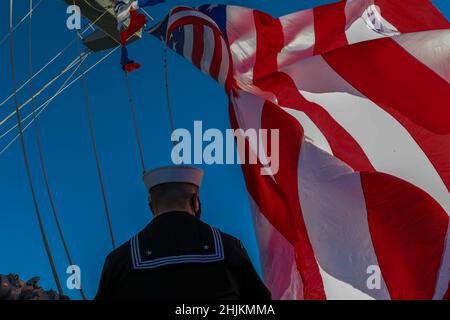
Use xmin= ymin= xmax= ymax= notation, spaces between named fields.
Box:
xmin=95 ymin=211 xmax=271 ymax=300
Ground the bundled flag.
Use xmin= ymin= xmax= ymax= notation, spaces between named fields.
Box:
xmin=149 ymin=1 xmax=450 ymax=300
xmin=115 ymin=0 xmax=165 ymax=72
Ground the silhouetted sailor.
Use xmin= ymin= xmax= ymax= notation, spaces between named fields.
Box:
xmin=95 ymin=166 xmax=271 ymax=300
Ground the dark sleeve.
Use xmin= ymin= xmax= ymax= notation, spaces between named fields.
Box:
xmin=94 ymin=255 xmax=114 ymax=300
xmin=236 ymin=240 xmax=272 ymax=300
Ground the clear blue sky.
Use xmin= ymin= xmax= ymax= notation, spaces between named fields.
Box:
xmin=0 ymin=0 xmax=448 ymax=300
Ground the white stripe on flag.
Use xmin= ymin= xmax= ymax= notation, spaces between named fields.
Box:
xmin=277 ymin=9 xmax=315 ymax=69
xmin=318 ymin=265 xmax=375 ymax=300
xmin=297 ymin=140 xmax=391 ymax=300
xmin=231 ymin=90 xmax=277 ymax=180
xmin=282 ymin=107 xmax=333 ymax=155
xmin=249 ymin=197 xmax=305 ymax=300
xmin=344 ymin=1 xmax=399 ymax=45
xmin=183 ymin=25 xmax=194 ymax=63
xmin=169 ymin=9 xmax=220 ymax=32
xmin=394 ymin=29 xmax=450 ymax=83
xmin=227 ymin=6 xmax=257 ymax=88
xmin=201 ymin=26 xmax=215 ymax=75
xmin=232 ymin=91 xmax=263 ymax=159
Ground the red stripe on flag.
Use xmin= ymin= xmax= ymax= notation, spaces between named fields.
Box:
xmin=375 ymin=0 xmax=450 ymax=33
xmin=361 ymin=172 xmax=449 ymax=299
xmin=209 ymin=30 xmax=222 ymax=81
xmin=252 ymin=11 xmax=285 ymax=82
xmin=261 ymin=101 xmax=327 ymax=300
xmin=167 ymin=17 xmax=219 ymax=45
xmin=313 ymin=1 xmax=348 ymax=56
xmin=225 ymin=51 xmax=234 ymax=94
xmin=229 ymin=101 xmax=326 ymax=299
xmin=170 ymin=6 xmax=194 ymax=15
xmin=192 ymin=24 xmax=204 ymax=70
xmin=251 ymin=10 xmax=326 ymax=299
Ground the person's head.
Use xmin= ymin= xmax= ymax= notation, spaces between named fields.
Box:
xmin=143 ymin=166 xmax=204 ymax=218
xmin=148 ymin=182 xmax=201 ymax=217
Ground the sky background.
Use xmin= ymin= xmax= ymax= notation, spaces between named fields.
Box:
xmin=0 ymin=0 xmax=449 ymax=300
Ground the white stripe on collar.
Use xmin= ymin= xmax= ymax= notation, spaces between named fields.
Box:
xmin=130 ymin=226 xmax=224 ymax=270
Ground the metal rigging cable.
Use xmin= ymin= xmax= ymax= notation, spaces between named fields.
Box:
xmin=0 ymin=51 xmax=86 ymax=112
xmin=122 ymin=17 xmax=174 ymax=172
xmin=163 ymin=45 xmax=176 ymax=141
xmin=8 ymin=0 xmax=64 ymax=296
xmin=0 ymin=7 xmax=109 ymax=112
xmin=0 ymin=52 xmax=87 ymax=141
xmin=75 ymin=31 xmax=116 ymax=249
xmin=0 ymin=53 xmax=89 ymax=155
xmin=27 ymin=0 xmax=87 ymax=300
xmin=162 ymin=45 xmax=181 ymax=167
xmin=0 ymin=48 xmax=117 ymax=155
xmin=124 ymin=72 xmax=147 ymax=173
xmin=0 ymin=0 xmax=43 ymax=47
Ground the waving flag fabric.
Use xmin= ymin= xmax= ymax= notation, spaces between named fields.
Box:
xmin=115 ymin=0 xmax=166 ymax=71
xmin=149 ymin=1 xmax=450 ymax=300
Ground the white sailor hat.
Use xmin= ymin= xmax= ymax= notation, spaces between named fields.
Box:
xmin=143 ymin=165 xmax=204 ymax=191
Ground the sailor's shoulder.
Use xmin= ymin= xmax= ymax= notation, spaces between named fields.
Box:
xmin=217 ymin=230 xmax=241 ymax=247
xmin=104 ymin=239 xmax=132 ymax=266
xmin=213 ymin=229 xmax=247 ymax=257
xmin=190 ymin=220 xmax=245 ymax=255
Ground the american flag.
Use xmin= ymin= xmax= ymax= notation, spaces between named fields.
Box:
xmin=149 ymin=0 xmax=450 ymax=300
xmin=149 ymin=5 xmax=233 ymax=91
